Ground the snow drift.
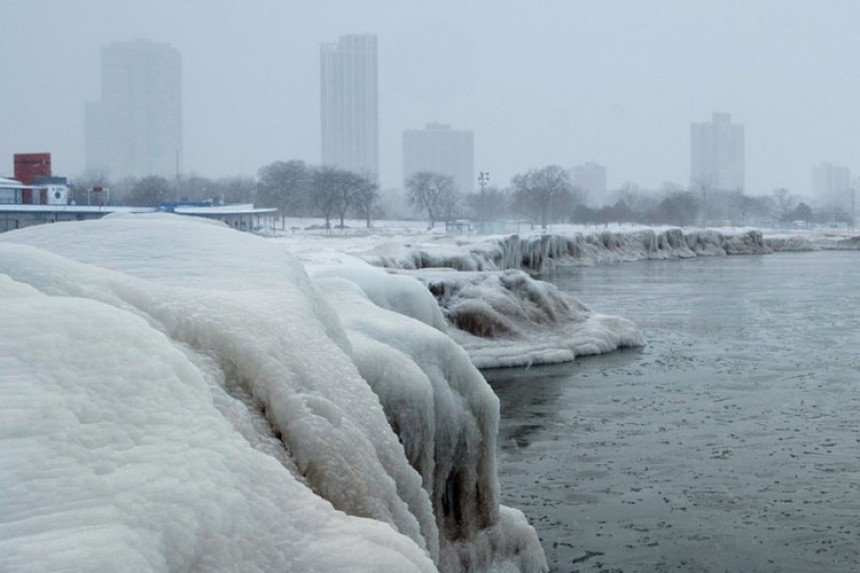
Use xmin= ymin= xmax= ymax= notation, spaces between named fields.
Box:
xmin=0 ymin=215 xmax=546 ymax=572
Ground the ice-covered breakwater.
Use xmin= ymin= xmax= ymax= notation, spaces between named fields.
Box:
xmin=361 ymin=227 xmax=771 ymax=273
xmin=0 ymin=215 xmax=546 ymax=572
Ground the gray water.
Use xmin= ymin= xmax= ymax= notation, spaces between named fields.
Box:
xmin=486 ymin=251 xmax=860 ymax=573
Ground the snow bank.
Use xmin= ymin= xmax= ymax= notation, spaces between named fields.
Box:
xmin=0 ymin=215 xmax=546 ymax=572
xmin=358 ymin=228 xmax=770 ymax=273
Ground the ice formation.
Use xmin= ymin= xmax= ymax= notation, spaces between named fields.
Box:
xmin=0 ymin=215 xmax=547 ymax=572
xmin=409 ymin=268 xmax=644 ymax=369
xmin=358 ymin=227 xmax=771 ymax=273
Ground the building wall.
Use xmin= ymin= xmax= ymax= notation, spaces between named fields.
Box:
xmin=86 ymin=39 xmax=182 ymax=179
xmin=812 ymin=163 xmax=851 ymax=212
xmin=320 ymin=35 xmax=379 ymax=181
xmin=14 ymin=153 xmax=52 ymax=185
xmin=690 ymin=113 xmax=745 ymax=192
xmin=403 ymin=123 xmax=474 ymax=194
xmin=572 ymin=162 xmax=607 ymax=206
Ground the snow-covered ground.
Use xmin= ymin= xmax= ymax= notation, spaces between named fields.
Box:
xmin=0 ymin=215 xmax=547 ymax=572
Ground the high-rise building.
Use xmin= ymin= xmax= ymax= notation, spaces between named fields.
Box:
xmin=320 ymin=35 xmax=378 ymax=181
xmin=402 ymin=123 xmax=474 ymax=194
xmin=572 ymin=162 xmax=607 ymax=206
xmin=86 ymin=39 xmax=182 ymax=179
xmin=690 ymin=112 xmax=744 ymax=192
xmin=812 ymin=163 xmax=851 ymax=211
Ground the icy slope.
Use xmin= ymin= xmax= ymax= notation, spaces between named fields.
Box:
xmin=0 ymin=215 xmax=546 ymax=572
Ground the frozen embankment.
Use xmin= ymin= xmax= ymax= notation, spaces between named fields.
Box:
xmin=359 ymin=227 xmax=771 ymax=273
xmin=0 ymin=216 xmax=547 ymax=572
xmin=325 ymin=227 xmax=766 ymax=368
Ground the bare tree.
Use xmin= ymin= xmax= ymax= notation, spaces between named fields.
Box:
xmin=258 ymin=160 xmax=310 ymax=228
xmin=332 ymin=170 xmax=364 ymax=228
xmin=650 ymin=190 xmax=700 ymax=226
xmin=309 ymin=166 xmax=346 ymax=229
xmin=406 ymin=171 xmax=457 ymax=229
xmin=771 ymin=188 xmax=795 ymax=223
xmin=126 ymin=175 xmax=171 ymax=207
xmin=351 ymin=172 xmax=380 ymax=228
xmin=217 ymin=175 xmax=257 ymax=204
xmin=511 ymin=165 xmax=573 ymax=230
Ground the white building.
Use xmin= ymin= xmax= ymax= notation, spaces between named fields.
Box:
xmin=690 ymin=113 xmax=745 ymax=192
xmin=320 ymin=35 xmax=379 ymax=181
xmin=86 ymin=39 xmax=182 ymax=179
xmin=812 ymin=163 xmax=851 ymax=214
xmin=571 ymin=162 xmax=607 ymax=206
xmin=403 ymin=123 xmax=474 ymax=194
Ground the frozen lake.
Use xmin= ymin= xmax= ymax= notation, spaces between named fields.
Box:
xmin=487 ymin=251 xmax=860 ymax=572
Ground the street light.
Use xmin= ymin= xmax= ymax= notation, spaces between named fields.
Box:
xmin=478 ymin=171 xmax=490 ymax=233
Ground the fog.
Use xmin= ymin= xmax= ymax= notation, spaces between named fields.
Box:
xmin=2 ymin=0 xmax=860 ymax=194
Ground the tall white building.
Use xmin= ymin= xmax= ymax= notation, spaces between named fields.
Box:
xmin=690 ymin=112 xmax=744 ymax=192
xmin=572 ymin=162 xmax=607 ymax=206
xmin=320 ymin=35 xmax=378 ymax=181
xmin=812 ymin=163 xmax=851 ymax=212
xmin=403 ymin=123 xmax=474 ymax=194
xmin=86 ymin=39 xmax=182 ymax=179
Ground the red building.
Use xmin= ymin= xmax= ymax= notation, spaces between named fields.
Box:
xmin=14 ymin=153 xmax=52 ymax=203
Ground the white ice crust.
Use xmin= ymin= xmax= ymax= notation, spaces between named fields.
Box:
xmin=0 ymin=216 xmax=547 ymax=572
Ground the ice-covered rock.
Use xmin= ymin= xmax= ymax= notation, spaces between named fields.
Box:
xmin=410 ymin=268 xmax=644 ymax=369
xmin=0 ymin=215 xmax=547 ymax=572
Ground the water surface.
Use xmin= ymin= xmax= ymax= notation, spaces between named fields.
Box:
xmin=487 ymin=252 xmax=860 ymax=572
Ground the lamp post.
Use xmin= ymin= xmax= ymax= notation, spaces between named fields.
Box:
xmin=478 ymin=171 xmax=489 ymax=233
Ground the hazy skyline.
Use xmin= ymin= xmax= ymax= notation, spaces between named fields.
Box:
xmin=3 ymin=0 xmax=860 ymax=196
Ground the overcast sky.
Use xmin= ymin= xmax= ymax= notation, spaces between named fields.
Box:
xmin=2 ymin=0 xmax=860 ymax=195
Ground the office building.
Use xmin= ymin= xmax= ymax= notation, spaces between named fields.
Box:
xmin=572 ymin=162 xmax=607 ymax=206
xmin=690 ymin=113 xmax=744 ymax=192
xmin=86 ymin=39 xmax=182 ymax=178
xmin=320 ymin=34 xmax=378 ymax=180
xmin=403 ymin=123 xmax=474 ymax=194
xmin=812 ymin=163 xmax=851 ymax=211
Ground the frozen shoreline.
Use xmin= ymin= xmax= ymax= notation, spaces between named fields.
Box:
xmin=0 ymin=215 xmax=548 ymax=572
xmin=278 ymin=223 xmax=819 ymax=370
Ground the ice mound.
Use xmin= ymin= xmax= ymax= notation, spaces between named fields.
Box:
xmin=0 ymin=215 xmax=547 ymax=572
xmin=409 ymin=268 xmax=644 ymax=369
xmin=313 ymin=275 xmax=545 ymax=571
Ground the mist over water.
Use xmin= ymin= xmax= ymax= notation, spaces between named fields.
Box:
xmin=489 ymin=252 xmax=860 ymax=572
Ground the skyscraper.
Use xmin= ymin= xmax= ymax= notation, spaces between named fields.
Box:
xmin=86 ymin=39 xmax=182 ymax=179
xmin=690 ymin=113 xmax=744 ymax=192
xmin=403 ymin=123 xmax=474 ymax=194
xmin=572 ymin=162 xmax=607 ymax=206
xmin=812 ymin=163 xmax=851 ymax=211
xmin=320 ymin=35 xmax=378 ymax=180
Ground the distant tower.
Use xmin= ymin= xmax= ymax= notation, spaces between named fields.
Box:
xmin=320 ymin=34 xmax=379 ymax=181
xmin=812 ymin=163 xmax=851 ymax=213
xmin=402 ymin=123 xmax=474 ymax=194
xmin=572 ymin=162 xmax=607 ymax=206
xmin=86 ymin=39 xmax=182 ymax=179
xmin=690 ymin=112 xmax=744 ymax=192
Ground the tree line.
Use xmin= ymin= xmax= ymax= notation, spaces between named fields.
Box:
xmin=74 ymin=161 xmax=380 ymax=230
xmin=72 ymin=162 xmax=847 ymax=231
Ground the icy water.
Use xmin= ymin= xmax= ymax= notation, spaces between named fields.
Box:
xmin=486 ymin=251 xmax=860 ymax=573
